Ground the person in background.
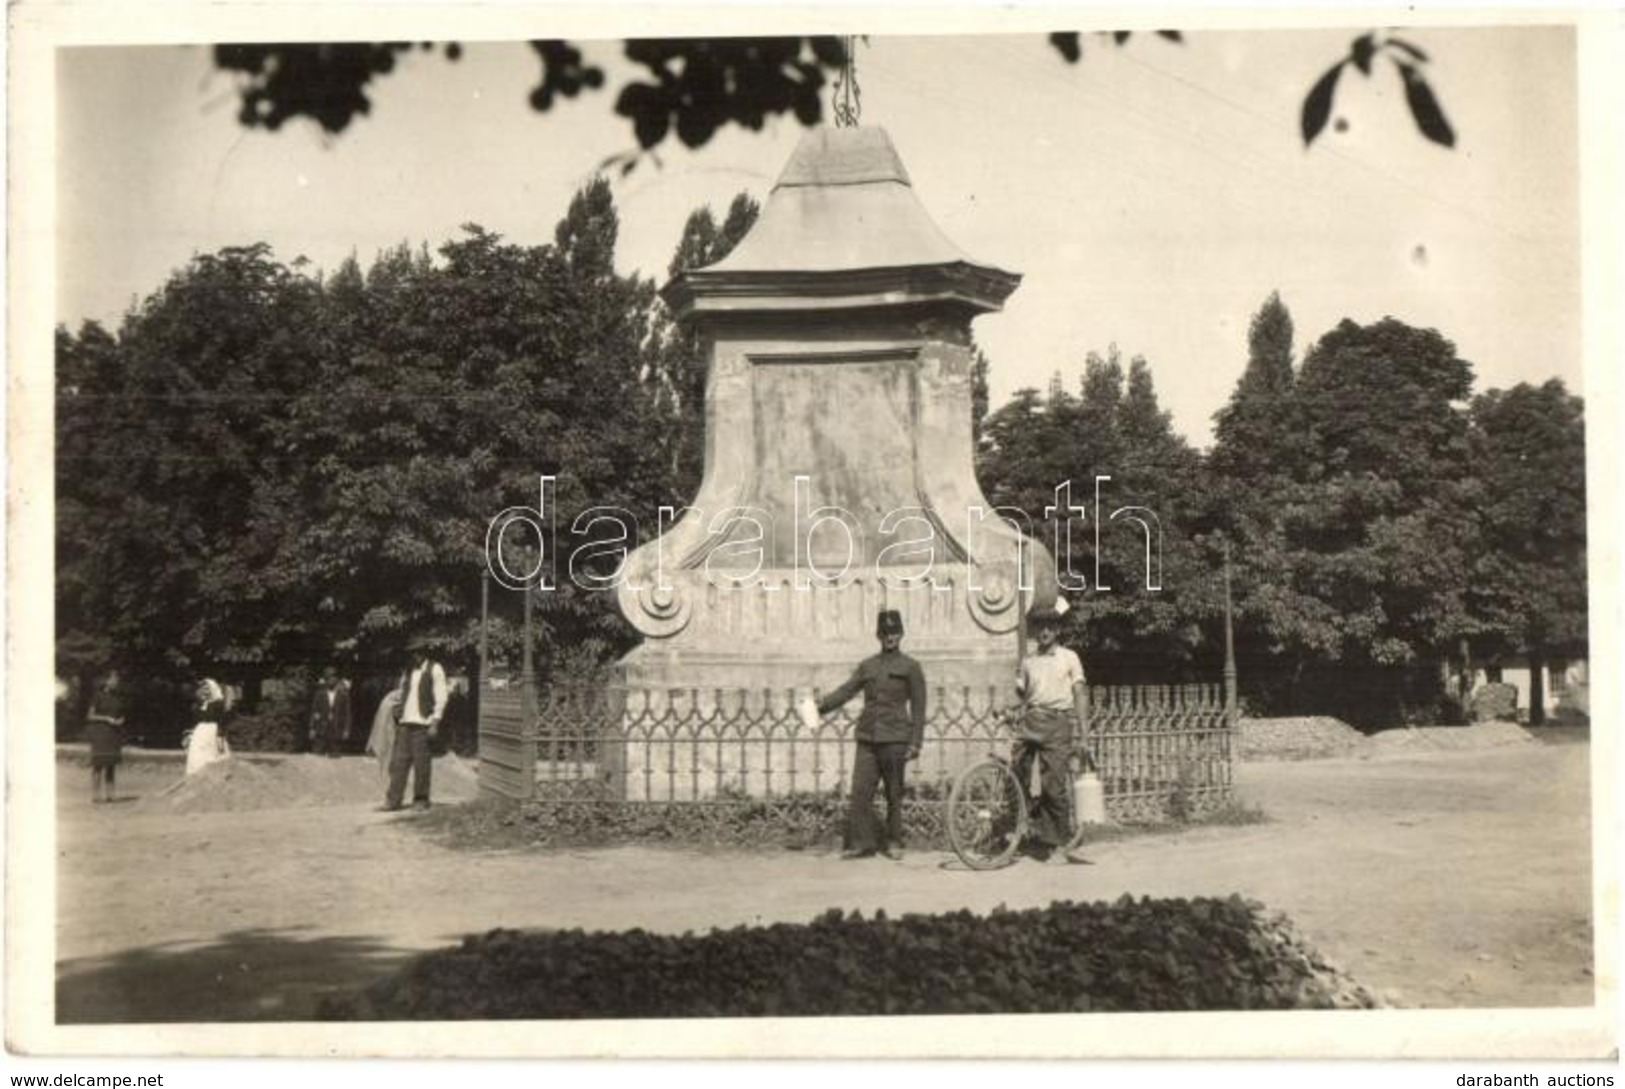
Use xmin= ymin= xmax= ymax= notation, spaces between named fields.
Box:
xmin=365 ymin=673 xmax=405 ymax=792
xmin=308 ymin=666 xmax=352 ymax=758
xmin=186 ymin=677 xmax=231 ymax=776
xmin=85 ymin=672 xmax=125 ymax=804
xmin=817 ymin=609 xmax=927 ymax=861
xmin=382 ymin=646 xmax=447 ymax=812
xmin=1014 ymin=605 xmax=1091 ymax=864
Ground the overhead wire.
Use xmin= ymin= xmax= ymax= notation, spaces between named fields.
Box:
xmin=1113 ymin=44 xmax=1537 ymax=246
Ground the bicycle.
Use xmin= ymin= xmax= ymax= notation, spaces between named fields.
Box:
xmin=945 ymin=710 xmax=1100 ymax=870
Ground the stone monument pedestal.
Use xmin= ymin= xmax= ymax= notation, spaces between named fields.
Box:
xmin=610 ymin=127 xmax=1053 ymax=800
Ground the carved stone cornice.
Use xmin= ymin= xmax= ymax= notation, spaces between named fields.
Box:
xmin=664 ymin=262 xmax=1021 ymax=322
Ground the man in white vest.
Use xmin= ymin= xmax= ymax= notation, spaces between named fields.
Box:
xmin=382 ymin=645 xmax=448 ymax=812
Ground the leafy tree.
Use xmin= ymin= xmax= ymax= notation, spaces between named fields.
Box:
xmin=54 ymin=181 xmax=699 ymax=734
xmin=977 ymin=345 xmax=1213 ymax=680
xmin=212 ymin=32 xmax=1460 ymax=164
xmin=1212 ymin=316 xmax=1479 ymax=722
xmin=1077 ymin=350 xmax=1125 ymax=472
xmin=1295 ymin=318 xmax=1473 ymax=491
xmin=1465 ymin=380 xmax=1587 ymax=721
xmin=1079 ymin=351 xmax=1212 ymax=677
xmin=56 ymin=245 xmax=325 ymax=672
xmin=969 ymin=341 xmax=992 ymax=447
xmin=554 ymin=176 xmax=622 ymax=281
xmin=1210 ymin=291 xmax=1296 ymax=484
xmin=1205 ymin=293 xmax=1307 ymax=708
xmin=264 ymin=191 xmax=672 ymax=681
xmin=54 ymin=246 xmax=331 ymax=737
xmin=651 ymin=190 xmax=760 ymax=494
xmin=55 ymin=321 xmax=124 ymax=728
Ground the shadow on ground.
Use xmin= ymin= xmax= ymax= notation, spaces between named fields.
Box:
xmin=57 ymin=928 xmax=414 ymax=1022
xmin=1528 ymin=723 xmax=1589 ymax=746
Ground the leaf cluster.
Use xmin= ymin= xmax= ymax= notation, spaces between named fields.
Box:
xmin=213 ymin=33 xmax=1458 ymax=161
xmin=616 ymin=38 xmax=846 ymax=151
xmin=215 ymin=43 xmax=453 ymax=134
xmin=215 ymin=37 xmax=845 ymax=164
xmin=1047 ymin=29 xmax=1183 ymax=64
xmin=1302 ymin=32 xmax=1454 ymax=147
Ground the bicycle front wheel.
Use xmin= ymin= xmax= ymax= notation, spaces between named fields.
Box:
xmin=946 ymin=758 xmax=1028 ymax=870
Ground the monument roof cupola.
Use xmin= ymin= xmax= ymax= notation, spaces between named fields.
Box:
xmin=663 ymin=125 xmax=1021 ymax=320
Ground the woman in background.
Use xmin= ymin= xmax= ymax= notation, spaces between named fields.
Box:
xmin=185 ymin=677 xmax=231 ymax=776
xmin=365 ymin=673 xmax=406 ymax=791
xmin=86 ymin=672 xmax=126 ymax=803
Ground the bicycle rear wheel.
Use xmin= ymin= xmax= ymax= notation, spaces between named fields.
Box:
xmin=946 ymin=758 xmax=1028 ymax=870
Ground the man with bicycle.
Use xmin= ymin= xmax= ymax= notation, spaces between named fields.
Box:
xmin=1014 ymin=603 xmax=1091 ymax=864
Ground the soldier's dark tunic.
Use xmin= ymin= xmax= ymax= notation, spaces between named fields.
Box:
xmin=819 ymin=650 xmax=927 ymax=852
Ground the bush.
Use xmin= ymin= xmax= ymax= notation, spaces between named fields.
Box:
xmin=453 ymin=784 xmax=959 ymax=851
xmin=222 ymin=682 xmax=308 ymax=752
xmin=224 ymin=708 xmax=304 ymax=753
xmin=317 ymin=895 xmax=1380 ymax=1019
xmin=522 ymin=794 xmax=849 ymax=849
xmin=419 ymin=770 xmax=1245 ymax=854
xmin=1238 ymin=660 xmax=1456 ymax=729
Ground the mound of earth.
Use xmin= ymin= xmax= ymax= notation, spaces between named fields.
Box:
xmin=1364 ymin=721 xmax=1536 ymax=754
xmin=1238 ymin=717 xmax=1366 ymax=761
xmin=140 ymin=752 xmax=481 ymax=813
xmin=1239 ymin=718 xmax=1541 ymax=761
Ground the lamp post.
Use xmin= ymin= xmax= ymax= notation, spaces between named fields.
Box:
xmin=520 ymin=570 xmax=536 ymax=718
xmin=479 ymin=568 xmax=490 ymax=688
xmin=1222 ymin=537 xmax=1237 ymax=729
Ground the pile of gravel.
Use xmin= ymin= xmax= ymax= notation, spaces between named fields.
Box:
xmin=140 ymin=753 xmax=480 ymax=813
xmin=1241 ymin=718 xmax=1541 ymax=762
xmin=1364 ymin=722 xmax=1536 ymax=754
xmin=1238 ymin=717 xmax=1367 ymax=761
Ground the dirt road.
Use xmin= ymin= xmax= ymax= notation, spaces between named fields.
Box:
xmin=54 ymin=735 xmax=1595 ymax=1021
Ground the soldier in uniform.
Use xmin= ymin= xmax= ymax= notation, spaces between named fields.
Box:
xmin=818 ymin=609 xmax=927 ymax=860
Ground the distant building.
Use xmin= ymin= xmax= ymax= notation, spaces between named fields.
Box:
xmin=1470 ymin=657 xmax=1588 ymax=722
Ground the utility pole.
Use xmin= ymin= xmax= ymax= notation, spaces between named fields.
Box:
xmin=479 ymin=568 xmax=490 ymax=687
xmin=1222 ymin=537 xmax=1237 ymax=729
xmin=520 ymin=573 xmax=536 ymax=717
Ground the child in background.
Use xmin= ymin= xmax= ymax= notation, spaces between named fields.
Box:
xmin=86 ymin=673 xmax=125 ymax=804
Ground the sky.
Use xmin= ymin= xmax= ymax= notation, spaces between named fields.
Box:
xmin=55 ymin=24 xmax=1582 ymax=447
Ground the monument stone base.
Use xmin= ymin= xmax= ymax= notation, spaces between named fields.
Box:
xmin=604 ymin=632 xmax=1021 ymax=802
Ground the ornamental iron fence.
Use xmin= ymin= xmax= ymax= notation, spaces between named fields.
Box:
xmin=479 ymin=680 xmax=1234 ymax=827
